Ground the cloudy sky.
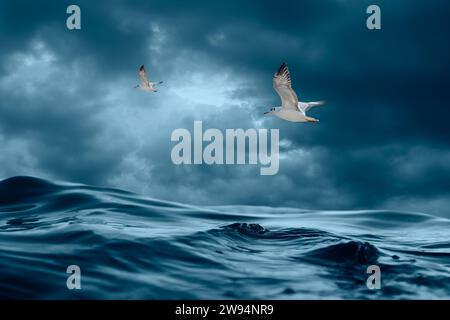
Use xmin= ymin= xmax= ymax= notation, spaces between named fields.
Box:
xmin=1 ymin=0 xmax=449 ymax=217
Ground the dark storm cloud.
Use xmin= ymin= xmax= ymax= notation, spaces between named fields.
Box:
xmin=0 ymin=51 xmax=128 ymax=184
xmin=0 ymin=0 xmax=449 ymax=216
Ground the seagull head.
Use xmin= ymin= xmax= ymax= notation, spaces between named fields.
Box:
xmin=264 ymin=107 xmax=277 ymax=115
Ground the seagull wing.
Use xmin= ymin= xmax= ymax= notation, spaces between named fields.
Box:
xmin=273 ymin=63 xmax=299 ymax=110
xmin=300 ymin=101 xmax=326 ymax=113
xmin=139 ymin=65 xmax=150 ymax=86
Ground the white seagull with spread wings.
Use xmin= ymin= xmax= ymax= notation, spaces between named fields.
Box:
xmin=134 ymin=65 xmax=163 ymax=92
xmin=264 ymin=63 xmax=325 ymax=122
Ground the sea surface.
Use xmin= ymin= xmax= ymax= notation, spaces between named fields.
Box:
xmin=0 ymin=176 xmax=449 ymax=299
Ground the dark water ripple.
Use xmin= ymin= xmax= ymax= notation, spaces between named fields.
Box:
xmin=0 ymin=176 xmax=449 ymax=299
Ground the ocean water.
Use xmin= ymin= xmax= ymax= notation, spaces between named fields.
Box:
xmin=0 ymin=176 xmax=449 ymax=299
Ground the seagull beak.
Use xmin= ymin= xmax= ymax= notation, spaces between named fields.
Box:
xmin=263 ymin=111 xmax=269 ymax=115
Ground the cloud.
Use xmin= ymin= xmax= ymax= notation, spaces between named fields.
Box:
xmin=0 ymin=0 xmax=449 ymax=217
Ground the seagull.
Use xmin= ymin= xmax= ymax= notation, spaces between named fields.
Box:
xmin=134 ymin=65 xmax=163 ymax=92
xmin=264 ymin=63 xmax=325 ymax=122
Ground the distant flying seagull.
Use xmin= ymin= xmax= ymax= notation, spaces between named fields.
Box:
xmin=134 ymin=65 xmax=163 ymax=92
xmin=264 ymin=63 xmax=325 ymax=122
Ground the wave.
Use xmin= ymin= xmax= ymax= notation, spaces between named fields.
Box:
xmin=0 ymin=176 xmax=449 ymax=299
